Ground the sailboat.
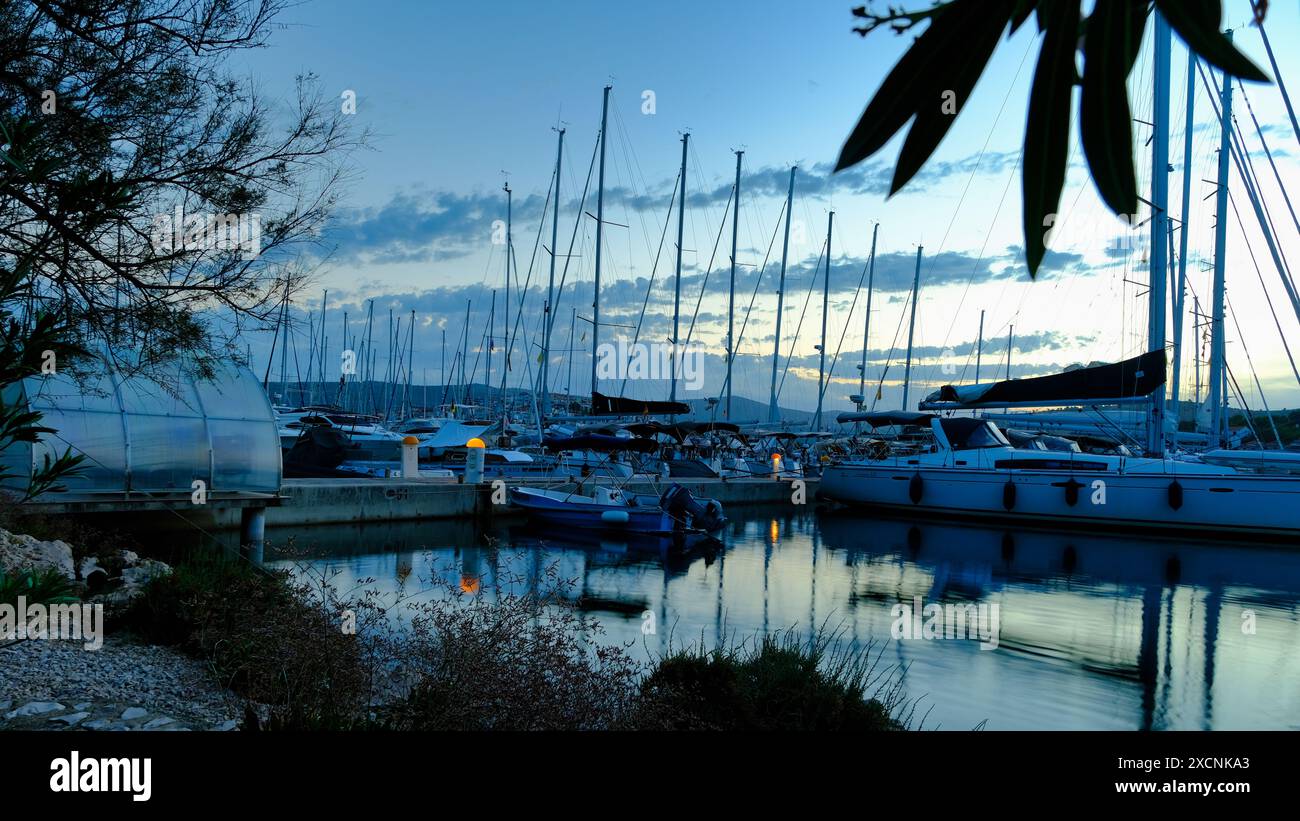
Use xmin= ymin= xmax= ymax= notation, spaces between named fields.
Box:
xmin=823 ymin=353 xmax=1300 ymax=539
xmin=819 ymin=16 xmax=1300 ymax=540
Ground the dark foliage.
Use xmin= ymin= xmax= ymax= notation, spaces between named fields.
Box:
xmin=837 ymin=1 xmax=1270 ymax=276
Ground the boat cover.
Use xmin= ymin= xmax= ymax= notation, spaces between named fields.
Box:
xmin=590 ymin=391 xmax=690 ymax=416
xmin=836 ymin=410 xmax=936 ymax=427
xmin=921 ymin=350 xmax=1166 ymax=409
xmin=423 ymin=422 xmax=495 ymax=448
xmin=543 ymin=433 xmax=660 ymax=453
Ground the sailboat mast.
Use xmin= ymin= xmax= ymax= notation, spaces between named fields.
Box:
xmin=590 ymin=84 xmax=611 ymax=402
xmin=567 ymin=307 xmax=577 ymax=402
xmin=277 ymin=288 xmax=289 ymax=400
xmin=901 ymin=245 xmax=922 ymax=410
xmin=264 ymin=281 xmax=288 ymax=391
xmin=814 ymin=211 xmax=833 ymax=430
xmin=768 ymin=167 xmax=796 ymax=423
xmin=726 ymin=149 xmax=742 ymax=420
xmin=1194 ymin=295 xmax=1202 ymax=409
xmin=460 ymin=300 xmax=470 ymax=406
xmin=1172 ymin=42 xmax=1195 ymax=449
xmin=1147 ymin=11 xmax=1171 ymax=457
xmin=487 ymin=290 xmax=496 ymax=414
xmin=542 ymin=127 xmax=564 ymax=416
xmin=406 ymin=309 xmax=414 ymax=419
xmin=318 ymin=290 xmax=328 ymax=401
xmin=339 ymin=310 xmax=348 ymax=406
xmin=362 ymin=300 xmax=374 ymax=414
xmin=975 ymin=309 xmax=985 ymax=384
xmin=1208 ymin=34 xmax=1234 ymax=447
xmin=1007 ymin=326 xmax=1014 ymax=378
xmin=502 ymin=180 xmax=512 ymax=423
xmin=857 ymin=222 xmax=878 ymax=400
xmin=671 ymin=132 xmax=689 ymax=405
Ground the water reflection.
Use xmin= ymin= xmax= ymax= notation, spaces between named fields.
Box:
xmin=258 ymin=509 xmax=1300 ymax=730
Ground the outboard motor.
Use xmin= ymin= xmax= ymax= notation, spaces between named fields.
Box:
xmin=660 ymin=483 xmax=728 ymax=533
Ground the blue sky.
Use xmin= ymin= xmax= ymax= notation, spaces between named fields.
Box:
xmin=232 ymin=0 xmax=1300 ymax=417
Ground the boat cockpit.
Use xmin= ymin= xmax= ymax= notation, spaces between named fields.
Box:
xmin=936 ymin=418 xmax=1012 ymax=451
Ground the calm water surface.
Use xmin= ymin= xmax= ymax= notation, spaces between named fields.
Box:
xmin=246 ymin=509 xmax=1300 ymax=730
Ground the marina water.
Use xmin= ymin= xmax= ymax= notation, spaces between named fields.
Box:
xmin=205 ymin=510 xmax=1300 ymax=730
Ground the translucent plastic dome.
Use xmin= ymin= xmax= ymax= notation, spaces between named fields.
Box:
xmin=1 ymin=357 xmax=281 ymax=496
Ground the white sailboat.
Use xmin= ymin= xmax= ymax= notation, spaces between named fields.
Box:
xmin=822 ymin=405 xmax=1300 ymax=540
xmin=820 ymin=18 xmax=1300 ymax=539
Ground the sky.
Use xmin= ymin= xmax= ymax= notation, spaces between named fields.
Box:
xmin=229 ymin=0 xmax=1300 ymax=418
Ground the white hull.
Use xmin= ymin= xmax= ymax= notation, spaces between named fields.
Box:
xmin=819 ymin=462 xmax=1300 ymax=539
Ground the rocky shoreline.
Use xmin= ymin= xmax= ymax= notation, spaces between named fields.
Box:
xmin=1 ymin=526 xmax=244 ymax=731
xmin=0 ymin=635 xmax=242 ymax=731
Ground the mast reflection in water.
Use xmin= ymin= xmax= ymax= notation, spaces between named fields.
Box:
xmin=262 ymin=509 xmax=1300 ymax=730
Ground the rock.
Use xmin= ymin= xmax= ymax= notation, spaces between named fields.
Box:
xmin=86 ymin=554 xmax=173 ymax=605
xmin=121 ymin=559 xmax=170 ymax=586
xmin=120 ymin=707 xmax=148 ymax=721
xmin=141 ymin=717 xmax=174 ymax=729
xmin=0 ymin=530 xmax=75 ymax=580
xmin=214 ymin=719 xmax=238 ymax=732
xmin=2 ymin=632 xmax=241 ymax=733
xmin=50 ymin=712 xmax=90 ymax=726
xmin=6 ymin=701 xmax=66 ymax=719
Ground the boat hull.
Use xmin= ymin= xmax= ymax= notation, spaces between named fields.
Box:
xmin=508 ymin=487 xmax=676 ymax=533
xmin=818 ymin=462 xmax=1300 ymax=540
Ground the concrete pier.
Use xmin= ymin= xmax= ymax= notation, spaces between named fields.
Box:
xmin=262 ymin=477 xmax=816 ymax=528
xmin=239 ymin=506 xmax=266 ymax=563
xmin=20 ymin=477 xmax=814 ymax=532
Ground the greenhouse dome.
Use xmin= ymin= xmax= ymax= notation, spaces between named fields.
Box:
xmin=1 ymin=357 xmax=281 ymax=497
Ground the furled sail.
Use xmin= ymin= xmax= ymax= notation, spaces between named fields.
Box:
xmin=919 ymin=350 xmax=1166 ymax=410
xmin=589 ymin=391 xmax=690 ymax=417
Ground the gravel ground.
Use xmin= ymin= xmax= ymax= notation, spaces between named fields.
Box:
xmin=0 ymin=635 xmax=241 ymax=731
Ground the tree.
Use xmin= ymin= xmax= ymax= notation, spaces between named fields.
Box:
xmin=0 ymin=0 xmax=362 ymax=498
xmin=0 ymin=259 xmax=86 ymax=500
xmin=835 ymin=0 xmax=1270 ymax=276
xmin=0 ymin=0 xmax=362 ymax=376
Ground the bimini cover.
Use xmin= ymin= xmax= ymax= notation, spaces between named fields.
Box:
xmin=0 ymin=356 xmax=280 ymax=496
xmin=836 ymin=410 xmax=936 ymax=427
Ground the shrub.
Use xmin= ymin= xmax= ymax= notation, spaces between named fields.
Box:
xmin=119 ymin=553 xmax=374 ymax=729
xmin=118 ymin=551 xmax=916 ymax=732
xmin=0 ymin=566 xmax=79 ymax=607
xmin=378 ymin=563 xmax=644 ymax=731
xmin=633 ymin=630 xmax=908 ymax=731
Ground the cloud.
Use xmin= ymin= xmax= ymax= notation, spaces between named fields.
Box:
xmin=317 ymin=148 xmax=1025 ymax=268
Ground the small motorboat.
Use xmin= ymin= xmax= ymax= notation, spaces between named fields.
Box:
xmin=509 ymin=482 xmax=727 ymax=535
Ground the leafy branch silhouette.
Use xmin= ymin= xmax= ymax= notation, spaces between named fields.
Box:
xmin=835 ymin=1 xmax=1270 ymax=277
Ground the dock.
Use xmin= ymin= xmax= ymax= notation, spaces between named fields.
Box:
xmin=20 ymin=477 xmax=816 ymax=534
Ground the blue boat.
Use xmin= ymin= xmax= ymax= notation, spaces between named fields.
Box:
xmin=509 ymin=483 xmax=726 ymax=535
